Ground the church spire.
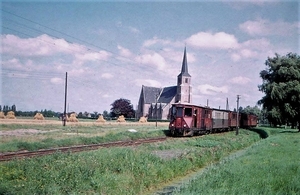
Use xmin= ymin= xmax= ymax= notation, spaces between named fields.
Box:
xmin=176 ymin=46 xmax=192 ymax=103
xmin=178 ymin=47 xmax=191 ymax=77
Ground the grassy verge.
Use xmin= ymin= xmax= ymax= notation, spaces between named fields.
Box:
xmin=174 ymin=127 xmax=300 ymax=194
xmin=0 ymin=123 xmax=166 ymax=152
xmin=0 ymin=129 xmax=260 ymax=194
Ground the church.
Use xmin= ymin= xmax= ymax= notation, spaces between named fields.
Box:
xmin=137 ymin=47 xmax=192 ymax=120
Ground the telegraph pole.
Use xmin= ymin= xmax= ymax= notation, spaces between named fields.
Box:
xmin=236 ymin=95 xmax=240 ymax=135
xmin=155 ymin=94 xmax=158 ymax=128
xmin=63 ymin=72 xmax=68 ymax=126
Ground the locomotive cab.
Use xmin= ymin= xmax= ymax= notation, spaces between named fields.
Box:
xmin=169 ymin=104 xmax=194 ymax=136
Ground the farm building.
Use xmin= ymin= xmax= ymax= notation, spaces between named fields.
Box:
xmin=137 ymin=47 xmax=192 ymax=120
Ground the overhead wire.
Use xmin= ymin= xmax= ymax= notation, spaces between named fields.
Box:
xmin=1 ymin=9 xmax=138 ymax=66
xmin=1 ymin=8 xmax=165 ymax=105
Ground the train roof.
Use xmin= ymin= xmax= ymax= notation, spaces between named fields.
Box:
xmin=171 ymin=102 xmax=210 ymax=109
xmin=172 ymin=102 xmax=232 ymax=112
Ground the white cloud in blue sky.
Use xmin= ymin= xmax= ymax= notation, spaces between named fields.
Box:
xmin=1 ymin=1 xmax=299 ymax=113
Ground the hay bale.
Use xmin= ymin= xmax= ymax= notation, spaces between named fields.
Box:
xmin=67 ymin=113 xmax=78 ymax=122
xmin=96 ymin=115 xmax=106 ymax=123
xmin=139 ymin=116 xmax=148 ymax=123
xmin=0 ymin=112 xmax=5 ymax=119
xmin=6 ymin=111 xmax=16 ymax=119
xmin=34 ymin=113 xmax=45 ymax=120
xmin=117 ymin=115 xmax=126 ymax=122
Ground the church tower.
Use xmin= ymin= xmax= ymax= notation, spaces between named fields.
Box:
xmin=175 ymin=47 xmax=192 ymax=103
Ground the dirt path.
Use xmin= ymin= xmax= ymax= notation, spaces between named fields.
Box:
xmin=152 ymin=141 xmax=260 ymax=195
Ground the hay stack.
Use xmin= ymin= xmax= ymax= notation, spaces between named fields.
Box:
xmin=96 ymin=115 xmax=106 ymax=123
xmin=34 ymin=113 xmax=45 ymax=120
xmin=139 ymin=116 xmax=148 ymax=123
xmin=117 ymin=115 xmax=126 ymax=122
xmin=0 ymin=112 xmax=5 ymax=119
xmin=67 ymin=113 xmax=78 ymax=122
xmin=6 ymin=111 xmax=16 ymax=119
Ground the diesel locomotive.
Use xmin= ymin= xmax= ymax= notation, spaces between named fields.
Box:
xmin=169 ymin=103 xmax=257 ymax=137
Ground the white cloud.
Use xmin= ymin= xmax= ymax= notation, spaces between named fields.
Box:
xmin=117 ymin=45 xmax=132 ymax=57
xmin=101 ymin=73 xmax=114 ymax=79
xmin=1 ymin=34 xmax=111 ymax=64
xmin=135 ymin=52 xmax=168 ymax=70
xmin=239 ymin=19 xmax=298 ymax=36
xmin=230 ymin=38 xmax=274 ymax=62
xmin=229 ymin=76 xmax=251 ymax=85
xmin=2 ymin=34 xmax=78 ymax=56
xmin=197 ymin=84 xmax=229 ymax=95
xmin=102 ymin=94 xmax=111 ymax=98
xmin=186 ymin=32 xmax=239 ymax=49
xmin=129 ymin=26 xmax=140 ymax=34
xmin=50 ymin=77 xmax=64 ymax=84
xmin=231 ymin=53 xmax=241 ymax=62
xmin=160 ymin=48 xmax=197 ymax=64
xmin=75 ymin=50 xmax=111 ymax=62
xmin=143 ymin=37 xmax=173 ymax=47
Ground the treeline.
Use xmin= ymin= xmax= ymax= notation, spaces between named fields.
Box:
xmin=1 ymin=105 xmax=59 ymax=117
xmin=0 ymin=105 xmax=17 ymax=113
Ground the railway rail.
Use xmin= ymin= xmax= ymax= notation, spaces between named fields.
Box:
xmin=0 ymin=137 xmax=167 ymax=162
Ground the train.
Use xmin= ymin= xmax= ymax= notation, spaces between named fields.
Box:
xmin=169 ymin=103 xmax=258 ymax=137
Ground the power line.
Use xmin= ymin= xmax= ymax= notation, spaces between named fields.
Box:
xmin=2 ymin=25 xmax=138 ymax=73
xmin=1 ymin=9 xmax=136 ymax=65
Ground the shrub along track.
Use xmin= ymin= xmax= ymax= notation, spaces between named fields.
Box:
xmin=0 ymin=137 xmax=167 ymax=161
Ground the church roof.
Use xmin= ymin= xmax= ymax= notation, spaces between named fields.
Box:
xmin=178 ymin=47 xmax=191 ymax=77
xmin=158 ymin=86 xmax=177 ymax=103
xmin=142 ymin=85 xmax=161 ymax=104
xmin=141 ymin=85 xmax=177 ymax=104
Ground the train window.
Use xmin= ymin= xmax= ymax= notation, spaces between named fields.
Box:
xmin=176 ymin=107 xmax=183 ymax=117
xmin=172 ymin=106 xmax=176 ymax=116
xmin=184 ymin=108 xmax=192 ymax=117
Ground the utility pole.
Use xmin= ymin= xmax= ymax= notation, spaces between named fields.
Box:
xmin=155 ymin=94 xmax=158 ymax=128
xmin=236 ymin=95 xmax=240 ymax=135
xmin=226 ymin=97 xmax=229 ymax=110
xmin=63 ymin=72 xmax=68 ymax=126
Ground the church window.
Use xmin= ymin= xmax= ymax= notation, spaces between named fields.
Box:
xmin=185 ymin=78 xmax=188 ymax=83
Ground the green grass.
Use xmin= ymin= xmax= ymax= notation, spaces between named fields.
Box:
xmin=0 ymin=128 xmax=260 ymax=194
xmin=174 ymin=128 xmax=300 ymax=195
xmin=0 ymin=124 xmax=166 ymax=152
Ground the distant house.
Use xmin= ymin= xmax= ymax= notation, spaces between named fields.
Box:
xmin=137 ymin=47 xmax=192 ymax=120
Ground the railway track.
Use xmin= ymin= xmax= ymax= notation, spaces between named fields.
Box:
xmin=0 ymin=137 xmax=167 ymax=162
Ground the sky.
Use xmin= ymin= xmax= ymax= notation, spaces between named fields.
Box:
xmin=1 ymin=0 xmax=299 ymax=114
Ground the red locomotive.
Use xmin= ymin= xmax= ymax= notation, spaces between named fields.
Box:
xmin=169 ymin=103 xmax=257 ymax=136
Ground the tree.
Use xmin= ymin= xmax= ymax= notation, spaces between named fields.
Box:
xmin=258 ymin=53 xmax=300 ymax=131
xmin=102 ymin=110 xmax=110 ymax=118
xmin=12 ymin=105 xmax=16 ymax=112
xmin=110 ymin=98 xmax=135 ymax=118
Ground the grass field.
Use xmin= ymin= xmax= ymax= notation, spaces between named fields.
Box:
xmin=0 ymin=119 xmax=168 ymax=153
xmin=2 ymin=119 xmax=298 ymax=194
xmin=174 ymin=127 xmax=300 ymax=195
xmin=0 ymin=119 xmax=262 ymax=194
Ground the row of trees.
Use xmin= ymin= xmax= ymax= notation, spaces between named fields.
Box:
xmin=0 ymin=105 xmax=17 ymax=113
xmin=0 ymin=99 xmax=135 ymax=119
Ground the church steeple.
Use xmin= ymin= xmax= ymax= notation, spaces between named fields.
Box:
xmin=176 ymin=47 xmax=192 ymax=103
xmin=178 ymin=47 xmax=191 ymax=77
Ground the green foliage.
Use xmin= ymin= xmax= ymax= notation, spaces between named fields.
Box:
xmin=258 ymin=53 xmax=300 ymax=130
xmin=110 ymin=98 xmax=135 ymax=118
